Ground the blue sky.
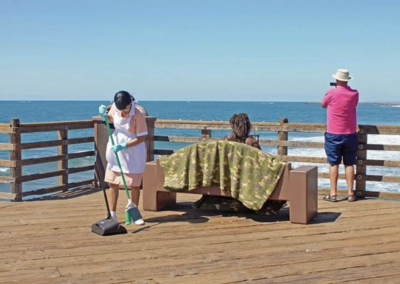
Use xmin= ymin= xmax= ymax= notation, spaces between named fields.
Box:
xmin=0 ymin=0 xmax=399 ymax=101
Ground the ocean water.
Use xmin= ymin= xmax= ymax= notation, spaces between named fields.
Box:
xmin=0 ymin=100 xmax=399 ymax=198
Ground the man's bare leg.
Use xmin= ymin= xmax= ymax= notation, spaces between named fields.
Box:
xmin=345 ymin=165 xmax=355 ymax=196
xmin=329 ymin=164 xmax=339 ymax=196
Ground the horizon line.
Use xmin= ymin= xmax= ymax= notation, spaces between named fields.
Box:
xmin=0 ymin=100 xmax=400 ymax=105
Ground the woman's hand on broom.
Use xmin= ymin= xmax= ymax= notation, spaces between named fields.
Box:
xmin=112 ymin=142 xmax=128 ymax=153
xmin=99 ymin=105 xmax=108 ymax=121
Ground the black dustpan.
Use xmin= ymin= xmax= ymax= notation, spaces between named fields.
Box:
xmin=92 ymin=217 xmax=127 ymax=236
xmin=92 ymin=159 xmax=127 ymax=236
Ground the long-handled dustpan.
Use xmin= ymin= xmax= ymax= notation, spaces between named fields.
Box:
xmin=103 ymin=113 xmax=143 ymax=225
xmin=91 ymin=156 xmax=127 ymax=236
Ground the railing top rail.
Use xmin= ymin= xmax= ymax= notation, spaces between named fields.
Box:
xmin=10 ymin=121 xmax=95 ymax=133
xmin=156 ymin=120 xmax=279 ymax=126
xmin=155 ymin=120 xmax=400 ymax=134
xmin=19 ymin=120 xmax=94 ymax=127
xmin=2 ymin=120 xmax=94 ymax=127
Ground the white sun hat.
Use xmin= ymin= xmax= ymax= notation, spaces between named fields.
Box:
xmin=332 ymin=69 xmax=353 ymax=81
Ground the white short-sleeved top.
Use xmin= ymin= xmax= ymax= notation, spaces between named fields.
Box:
xmin=105 ymin=103 xmax=148 ymax=174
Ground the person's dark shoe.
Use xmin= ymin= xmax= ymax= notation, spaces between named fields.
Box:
xmin=323 ymin=194 xmax=337 ymax=202
xmin=348 ymin=195 xmax=357 ymax=202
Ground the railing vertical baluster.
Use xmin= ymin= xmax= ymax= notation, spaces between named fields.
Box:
xmin=9 ymin=119 xmax=22 ymax=201
xmin=57 ymin=127 xmax=68 ymax=191
xmin=356 ymin=128 xmax=367 ymax=197
xmin=146 ymin=117 xmax=156 ymax=162
xmin=277 ymin=118 xmax=289 ymax=160
xmin=93 ymin=121 xmax=109 ymax=186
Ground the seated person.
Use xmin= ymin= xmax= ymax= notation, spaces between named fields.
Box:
xmin=193 ymin=113 xmax=286 ymax=215
xmin=224 ymin=113 xmax=261 ymax=150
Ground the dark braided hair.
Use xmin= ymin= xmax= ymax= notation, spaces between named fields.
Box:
xmin=227 ymin=113 xmax=252 ymax=143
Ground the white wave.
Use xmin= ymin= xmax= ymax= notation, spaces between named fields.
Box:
xmin=290 ymin=148 xmax=326 ymax=158
xmin=368 ymin=150 xmax=400 ymax=161
xmin=291 ymin=134 xmax=400 ymax=146
xmin=368 ymin=134 xmax=400 ymax=145
xmin=365 ymin=181 xmax=400 ymax=193
xmin=367 ymin=135 xmax=400 ymax=161
xmin=282 ymin=136 xmax=327 ymax=157
xmin=0 ymin=167 xmax=9 ymax=173
xmin=293 ymin=136 xmax=324 ymax=143
xmin=391 ymin=105 xmax=400 ymax=108
xmin=283 ymin=135 xmax=400 ymax=161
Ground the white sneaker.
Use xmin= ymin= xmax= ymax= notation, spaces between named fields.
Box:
xmin=110 ymin=212 xmax=118 ymax=223
xmin=135 ymin=219 xmax=145 ymax=226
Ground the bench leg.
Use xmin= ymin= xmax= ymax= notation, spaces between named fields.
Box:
xmin=143 ymin=189 xmax=176 ymax=211
xmin=143 ymin=162 xmax=177 ymax=211
xmin=289 ymin=166 xmax=318 ymax=224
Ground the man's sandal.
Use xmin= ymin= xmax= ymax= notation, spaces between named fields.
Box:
xmin=323 ymin=194 xmax=337 ymax=202
xmin=348 ymin=195 xmax=357 ymax=202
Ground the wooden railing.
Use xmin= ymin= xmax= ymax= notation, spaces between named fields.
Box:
xmin=0 ymin=117 xmax=157 ymax=202
xmin=2 ymin=117 xmax=399 ymax=201
xmin=153 ymin=119 xmax=400 ymax=199
xmin=0 ymin=119 xmax=95 ymax=201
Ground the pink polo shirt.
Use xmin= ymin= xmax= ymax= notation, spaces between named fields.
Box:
xmin=321 ymin=86 xmax=359 ymax=134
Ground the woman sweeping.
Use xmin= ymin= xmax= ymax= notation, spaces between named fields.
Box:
xmin=99 ymin=91 xmax=148 ymax=225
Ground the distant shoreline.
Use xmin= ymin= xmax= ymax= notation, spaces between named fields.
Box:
xmin=305 ymin=102 xmax=400 ymax=106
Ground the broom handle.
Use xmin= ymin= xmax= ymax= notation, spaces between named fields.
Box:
xmin=103 ymin=116 xmax=131 ymax=201
xmin=94 ymin=160 xmax=112 ymax=218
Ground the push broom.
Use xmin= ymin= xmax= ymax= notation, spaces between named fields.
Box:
xmin=102 ymin=111 xmax=143 ymax=225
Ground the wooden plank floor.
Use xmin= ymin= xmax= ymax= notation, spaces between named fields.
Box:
xmin=1 ymin=188 xmax=400 ymax=284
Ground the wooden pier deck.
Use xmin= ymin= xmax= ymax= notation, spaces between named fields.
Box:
xmin=1 ymin=189 xmax=400 ymax=284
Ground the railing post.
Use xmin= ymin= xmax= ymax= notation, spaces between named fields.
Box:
xmin=201 ymin=127 xmax=211 ymax=141
xmin=93 ymin=119 xmax=108 ymax=187
xmin=356 ymin=128 xmax=367 ymax=197
xmin=57 ymin=127 xmax=68 ymax=191
xmin=145 ymin=117 xmax=156 ymax=162
xmin=9 ymin=119 xmax=22 ymax=201
xmin=277 ymin=118 xmax=289 ymax=160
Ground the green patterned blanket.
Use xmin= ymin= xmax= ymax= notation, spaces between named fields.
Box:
xmin=159 ymin=140 xmax=286 ymax=210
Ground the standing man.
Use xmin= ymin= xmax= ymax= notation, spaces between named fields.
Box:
xmin=322 ymin=69 xmax=359 ymax=202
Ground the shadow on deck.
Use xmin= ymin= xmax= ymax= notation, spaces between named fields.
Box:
xmin=27 ymin=185 xmax=102 ymax=202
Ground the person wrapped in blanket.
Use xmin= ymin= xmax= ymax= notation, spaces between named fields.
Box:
xmin=193 ymin=113 xmax=286 ymax=215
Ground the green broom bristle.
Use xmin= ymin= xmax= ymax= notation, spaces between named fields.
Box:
xmin=125 ymin=211 xmax=133 ymax=225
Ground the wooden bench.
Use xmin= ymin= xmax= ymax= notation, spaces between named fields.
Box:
xmin=142 ymin=160 xmax=318 ymax=224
